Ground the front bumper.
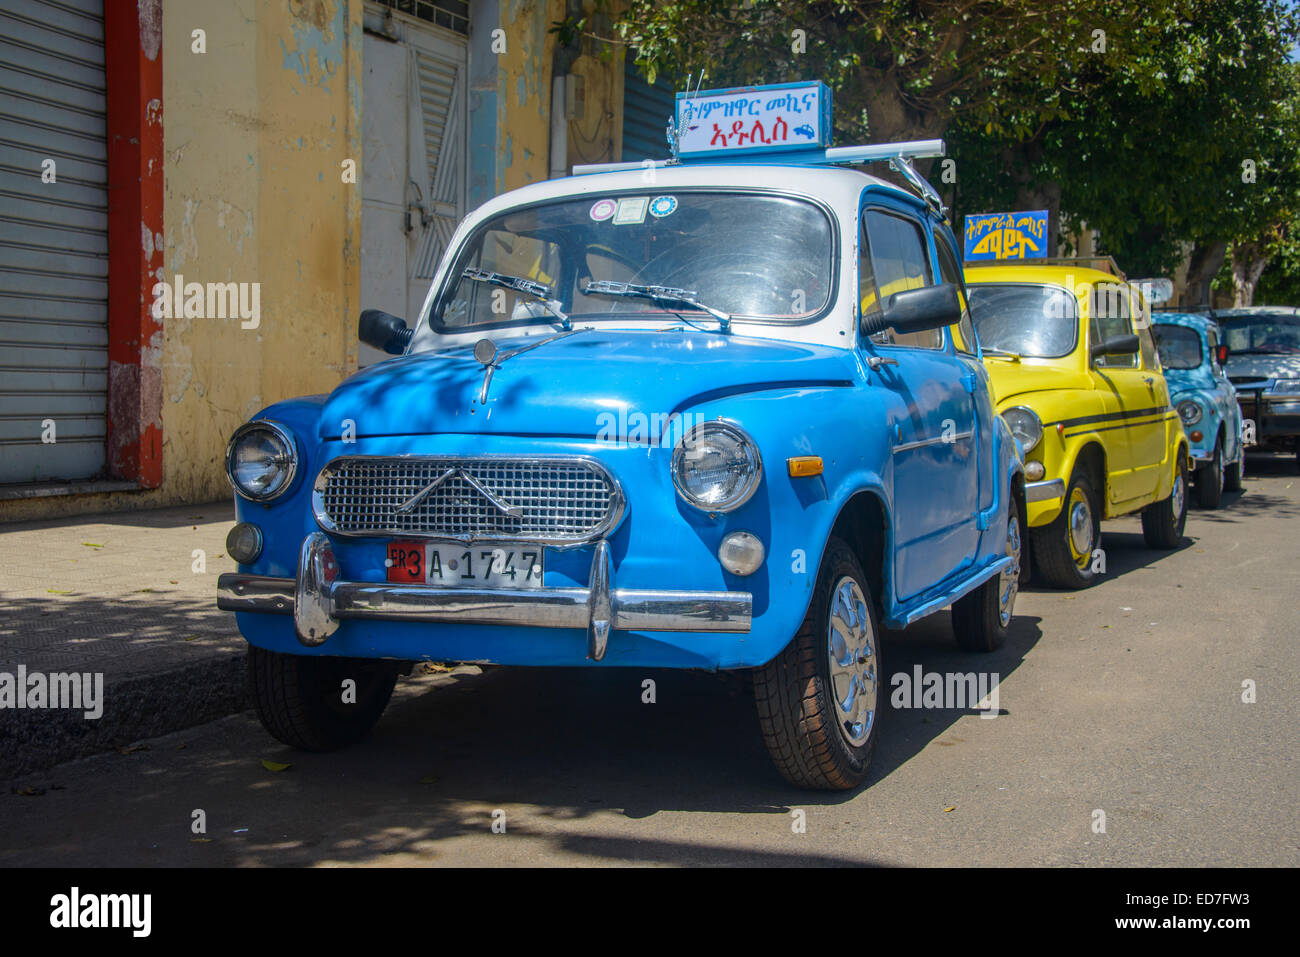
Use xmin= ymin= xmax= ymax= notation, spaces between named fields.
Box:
xmin=217 ymin=532 xmax=752 ymax=662
xmin=1237 ymin=390 xmax=1300 ymax=443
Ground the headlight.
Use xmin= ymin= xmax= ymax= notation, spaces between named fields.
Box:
xmin=671 ymin=421 xmax=762 ymax=512
xmin=1270 ymin=378 xmax=1300 ymax=395
xmin=1001 ymin=406 xmax=1042 ymax=453
xmin=225 ymin=421 xmax=298 ymax=501
xmin=1177 ymin=399 xmax=1203 ymax=426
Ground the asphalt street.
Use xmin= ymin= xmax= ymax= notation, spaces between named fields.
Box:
xmin=3 ymin=456 xmax=1297 ymax=867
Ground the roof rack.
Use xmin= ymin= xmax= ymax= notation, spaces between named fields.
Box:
xmin=571 ymin=139 xmax=949 ymax=215
xmin=975 ymin=255 xmax=1127 ymax=279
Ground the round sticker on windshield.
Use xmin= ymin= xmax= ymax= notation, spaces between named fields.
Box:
xmin=589 ymin=198 xmax=616 ymax=221
xmin=649 ymin=195 xmax=677 ymax=217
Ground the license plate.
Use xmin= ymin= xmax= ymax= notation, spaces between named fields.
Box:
xmin=386 ymin=541 xmax=543 ymax=588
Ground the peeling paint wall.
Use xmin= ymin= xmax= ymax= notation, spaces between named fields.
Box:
xmin=497 ymin=0 xmax=565 ymax=191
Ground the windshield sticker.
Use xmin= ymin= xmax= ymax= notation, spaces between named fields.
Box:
xmin=589 ymin=198 xmax=616 ymax=221
xmin=649 ymin=195 xmax=677 ymax=218
xmin=613 ymin=197 xmax=649 ymax=225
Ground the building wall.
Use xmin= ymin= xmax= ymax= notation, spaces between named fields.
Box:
xmin=0 ymin=0 xmax=628 ymax=523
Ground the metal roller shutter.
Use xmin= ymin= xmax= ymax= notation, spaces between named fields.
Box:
xmin=0 ymin=0 xmax=108 ymax=484
xmin=621 ymin=56 xmax=674 ymax=162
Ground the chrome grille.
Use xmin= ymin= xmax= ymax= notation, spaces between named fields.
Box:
xmin=314 ymin=456 xmax=623 ymax=545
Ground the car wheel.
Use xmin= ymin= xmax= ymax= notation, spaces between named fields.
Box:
xmin=1223 ymin=453 xmax=1243 ymax=492
xmin=248 ymin=646 xmax=399 ymax=751
xmin=952 ymin=495 xmax=1020 ymax=652
xmin=754 ymin=537 xmax=881 ymax=791
xmin=1032 ymin=468 xmax=1101 ymax=589
xmin=1141 ymin=456 xmax=1189 ymax=549
xmin=1195 ymin=442 xmax=1224 ymax=509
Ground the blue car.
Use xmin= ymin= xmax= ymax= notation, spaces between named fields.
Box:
xmin=1151 ymin=313 xmax=1244 ymax=508
xmin=217 ymin=142 xmax=1024 ymax=790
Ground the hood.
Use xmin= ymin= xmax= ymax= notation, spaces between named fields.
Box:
xmin=1223 ymin=353 xmax=1300 ymax=384
xmin=320 ymin=328 xmax=856 ymax=439
xmin=982 ymin=357 xmax=1090 ymax=406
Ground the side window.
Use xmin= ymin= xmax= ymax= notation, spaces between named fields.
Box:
xmin=1207 ymin=328 xmax=1222 ymax=373
xmin=934 ymin=229 xmax=976 ymax=354
xmin=861 ymin=209 xmax=939 ymax=349
xmin=1091 ymin=280 xmax=1136 ymax=368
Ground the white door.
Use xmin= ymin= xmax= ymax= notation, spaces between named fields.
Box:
xmin=360 ymin=12 xmax=466 ymax=366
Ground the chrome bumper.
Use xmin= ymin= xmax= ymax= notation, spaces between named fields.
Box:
xmin=1025 ymin=478 xmax=1065 ymax=503
xmin=217 ymin=532 xmax=752 ymax=662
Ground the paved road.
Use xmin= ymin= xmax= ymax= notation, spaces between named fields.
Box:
xmin=3 ymin=457 xmax=1297 ymax=867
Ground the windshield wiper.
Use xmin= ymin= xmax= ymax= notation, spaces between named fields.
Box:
xmin=581 ymin=280 xmax=732 ymax=332
xmin=981 ymin=347 xmax=1022 ymax=361
xmin=461 ymin=268 xmax=570 ymax=329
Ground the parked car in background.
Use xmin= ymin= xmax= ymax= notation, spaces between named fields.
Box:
xmin=1151 ymin=313 xmax=1244 ymax=507
xmin=217 ymin=143 xmax=1025 ymax=791
xmin=1213 ymin=306 xmax=1300 ymax=472
xmin=964 ymin=263 xmax=1188 ymax=589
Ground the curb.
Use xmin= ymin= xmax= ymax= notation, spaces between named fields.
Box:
xmin=2 ymin=652 xmax=249 ymax=780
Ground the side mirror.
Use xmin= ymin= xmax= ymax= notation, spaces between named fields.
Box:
xmin=861 ymin=283 xmax=961 ymax=338
xmin=359 ymin=309 xmax=412 ymax=355
xmin=1090 ymin=333 xmax=1140 ymax=360
xmin=1216 ymin=343 xmax=1230 ymax=364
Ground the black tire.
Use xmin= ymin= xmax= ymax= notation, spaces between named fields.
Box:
xmin=1141 ymin=456 xmax=1189 ymax=549
xmin=953 ymin=496 xmax=1021 ymax=652
xmin=754 ymin=537 xmax=882 ymax=791
xmin=248 ymin=646 xmax=399 ymax=751
xmin=1032 ymin=467 xmax=1102 ymax=589
xmin=1195 ymin=442 xmax=1224 ymax=509
xmin=1224 ymin=454 xmax=1243 ymax=492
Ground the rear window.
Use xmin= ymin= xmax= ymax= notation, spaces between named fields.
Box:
xmin=968 ymin=283 xmax=1078 ymax=358
xmin=1152 ymin=324 xmax=1201 ymax=370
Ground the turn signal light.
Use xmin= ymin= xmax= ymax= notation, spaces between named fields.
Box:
xmin=787 ymin=456 xmax=823 ymax=477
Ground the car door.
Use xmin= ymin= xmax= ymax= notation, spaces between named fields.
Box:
xmin=1088 ymin=281 xmax=1165 ymax=503
xmin=1207 ymin=325 xmax=1241 ymax=462
xmin=858 ymin=201 xmax=978 ymax=601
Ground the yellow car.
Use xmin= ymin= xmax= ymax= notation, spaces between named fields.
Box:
xmin=964 ymin=263 xmax=1189 ymax=589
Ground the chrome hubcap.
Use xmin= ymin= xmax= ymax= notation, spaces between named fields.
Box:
xmin=999 ymin=513 xmax=1021 ymax=627
xmin=826 ymin=577 xmax=877 ymax=748
xmin=1172 ymin=472 xmax=1185 ymax=517
xmin=1069 ymin=497 xmax=1093 ymax=557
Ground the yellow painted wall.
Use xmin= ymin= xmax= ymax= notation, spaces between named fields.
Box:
xmin=0 ymin=0 xmax=363 ymax=522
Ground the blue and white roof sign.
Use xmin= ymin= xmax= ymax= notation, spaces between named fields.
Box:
xmin=964 ymin=210 xmax=1049 ymax=261
xmin=675 ymin=81 xmax=833 ymax=158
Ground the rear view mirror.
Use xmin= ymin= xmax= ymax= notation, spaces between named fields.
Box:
xmin=359 ymin=310 xmax=412 ymax=355
xmin=862 ymin=283 xmax=961 ymax=338
xmin=1090 ymin=334 xmax=1140 ymax=360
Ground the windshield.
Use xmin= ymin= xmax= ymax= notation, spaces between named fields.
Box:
xmin=1152 ymin=324 xmax=1202 ymax=370
xmin=967 ymin=283 xmax=1079 ymax=358
xmin=432 ymin=192 xmax=834 ymax=331
xmin=1220 ymin=314 xmax=1300 ymax=355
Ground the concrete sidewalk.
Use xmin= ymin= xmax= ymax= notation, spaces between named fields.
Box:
xmin=0 ymin=501 xmax=246 ymax=778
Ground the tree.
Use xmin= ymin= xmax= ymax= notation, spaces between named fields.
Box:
xmin=616 ymin=0 xmax=1184 ymax=148
xmin=946 ymin=0 xmax=1300 ymax=295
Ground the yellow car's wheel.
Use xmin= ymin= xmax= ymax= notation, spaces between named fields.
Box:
xmin=1032 ymin=468 xmax=1101 ymax=590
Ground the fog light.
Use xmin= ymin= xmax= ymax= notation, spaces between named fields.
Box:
xmin=1190 ymin=430 xmax=1203 ymax=442
xmin=1025 ymin=461 xmax=1045 ymax=481
xmin=718 ymin=531 xmax=765 ymax=576
xmin=226 ymin=522 xmax=263 ymax=564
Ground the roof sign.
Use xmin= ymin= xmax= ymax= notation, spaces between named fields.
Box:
xmin=675 ymin=81 xmax=832 ymax=159
xmin=964 ymin=210 xmax=1048 ymax=261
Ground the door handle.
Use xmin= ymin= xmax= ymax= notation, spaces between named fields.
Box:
xmin=867 ymin=356 xmax=899 ymax=370
xmin=1143 ymin=376 xmax=1156 ymax=387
